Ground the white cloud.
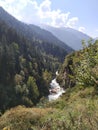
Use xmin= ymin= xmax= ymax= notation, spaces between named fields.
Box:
xmin=66 ymin=17 xmax=79 ymax=28
xmin=96 ymin=29 xmax=98 ymax=32
xmin=40 ymin=0 xmax=51 ymax=12
xmin=0 ymin=0 xmax=79 ymax=28
xmin=0 ymin=0 xmax=31 ymax=20
xmin=38 ymin=0 xmax=71 ymax=27
xmin=79 ymin=26 xmax=86 ymax=33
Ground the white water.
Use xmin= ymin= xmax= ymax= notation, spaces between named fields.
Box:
xmin=48 ymin=72 xmax=65 ymax=101
xmin=48 ymin=86 xmax=65 ymax=101
xmin=50 ymin=79 xmax=60 ymax=89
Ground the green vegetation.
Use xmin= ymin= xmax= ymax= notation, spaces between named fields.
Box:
xmin=0 ymin=86 xmax=98 ymax=130
xmin=0 ymin=106 xmax=55 ymax=130
xmin=0 ymin=40 xmax=98 ymax=130
xmin=57 ymin=39 xmax=98 ymax=91
xmin=0 ymin=7 xmax=73 ymax=113
xmin=0 ymin=6 xmax=98 ymax=130
xmin=0 ymin=19 xmax=64 ymax=112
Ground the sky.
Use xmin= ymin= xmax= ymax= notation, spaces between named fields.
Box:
xmin=0 ymin=0 xmax=98 ymax=38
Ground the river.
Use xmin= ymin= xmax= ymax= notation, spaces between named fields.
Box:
xmin=48 ymin=72 xmax=65 ymax=101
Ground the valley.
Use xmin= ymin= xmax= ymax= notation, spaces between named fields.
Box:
xmin=0 ymin=5 xmax=98 ymax=130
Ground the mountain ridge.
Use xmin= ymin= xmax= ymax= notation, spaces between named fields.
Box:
xmin=40 ymin=24 xmax=92 ymax=50
xmin=0 ymin=7 xmax=73 ymax=54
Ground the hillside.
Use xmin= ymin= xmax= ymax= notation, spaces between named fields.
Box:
xmin=0 ymin=6 xmax=74 ymax=111
xmin=0 ymin=7 xmax=74 ymax=113
xmin=40 ymin=24 xmax=92 ymax=50
xmin=0 ymin=19 xmax=49 ymax=111
xmin=0 ymin=86 xmax=98 ymax=130
xmin=0 ymin=1 xmax=98 ymax=130
xmin=57 ymin=39 xmax=98 ymax=89
xmin=0 ymin=40 xmax=98 ymax=130
xmin=0 ymin=7 xmax=73 ymax=57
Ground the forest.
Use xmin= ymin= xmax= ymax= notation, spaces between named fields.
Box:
xmin=0 ymin=39 xmax=98 ymax=130
xmin=0 ymin=18 xmax=69 ymax=112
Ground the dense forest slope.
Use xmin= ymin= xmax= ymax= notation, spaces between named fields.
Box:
xmin=0 ymin=40 xmax=98 ymax=130
xmin=0 ymin=7 xmax=73 ymax=112
xmin=0 ymin=19 xmax=48 ymax=112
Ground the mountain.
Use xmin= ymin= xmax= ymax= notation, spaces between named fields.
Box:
xmin=40 ymin=25 xmax=92 ymax=50
xmin=0 ymin=7 xmax=73 ymax=56
xmin=0 ymin=7 xmax=74 ymax=112
xmin=0 ymin=7 xmax=98 ymax=129
xmin=95 ymin=37 xmax=98 ymax=41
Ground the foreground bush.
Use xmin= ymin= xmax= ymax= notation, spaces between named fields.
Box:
xmin=0 ymin=86 xmax=98 ymax=130
xmin=0 ymin=106 xmax=54 ymax=130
